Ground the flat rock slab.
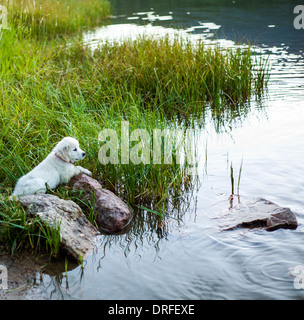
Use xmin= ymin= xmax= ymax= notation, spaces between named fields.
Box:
xmin=213 ymin=196 xmax=298 ymax=231
xmin=70 ymin=174 xmax=133 ymax=232
xmin=19 ymin=194 xmax=99 ymax=261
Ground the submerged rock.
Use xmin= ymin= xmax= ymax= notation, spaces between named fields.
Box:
xmin=70 ymin=173 xmax=133 ymax=232
xmin=19 ymin=194 xmax=98 ymax=261
xmin=214 ymin=196 xmax=298 ymax=231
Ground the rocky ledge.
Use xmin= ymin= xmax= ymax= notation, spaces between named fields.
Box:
xmin=19 ymin=194 xmax=98 ymax=262
xmin=18 ymin=174 xmax=133 ymax=262
xmin=70 ymin=173 xmax=133 ymax=232
xmin=214 ymin=196 xmax=298 ymax=231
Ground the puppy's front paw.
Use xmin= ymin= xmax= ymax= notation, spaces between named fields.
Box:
xmin=82 ymin=168 xmax=92 ymax=176
xmin=75 ymin=166 xmax=92 ymax=177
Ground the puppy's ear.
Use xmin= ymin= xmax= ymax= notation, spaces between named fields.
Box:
xmin=56 ymin=145 xmax=70 ymax=162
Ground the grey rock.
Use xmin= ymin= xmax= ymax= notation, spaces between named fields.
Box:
xmin=214 ymin=196 xmax=298 ymax=231
xmin=70 ymin=174 xmax=133 ymax=232
xmin=19 ymin=194 xmax=98 ymax=261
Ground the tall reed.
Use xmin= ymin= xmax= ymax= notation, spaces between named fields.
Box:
xmin=53 ymin=36 xmax=266 ymax=115
xmin=3 ymin=0 xmax=111 ymax=39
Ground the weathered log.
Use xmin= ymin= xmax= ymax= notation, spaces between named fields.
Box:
xmin=70 ymin=173 xmax=133 ymax=232
xmin=19 ymin=194 xmax=98 ymax=261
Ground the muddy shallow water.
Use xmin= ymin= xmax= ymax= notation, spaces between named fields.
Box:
xmin=2 ymin=0 xmax=304 ymax=299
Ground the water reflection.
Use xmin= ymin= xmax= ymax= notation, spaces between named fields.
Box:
xmin=109 ymin=0 xmax=303 ymax=55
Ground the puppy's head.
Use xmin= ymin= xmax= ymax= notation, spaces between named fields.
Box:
xmin=54 ymin=137 xmax=86 ymax=164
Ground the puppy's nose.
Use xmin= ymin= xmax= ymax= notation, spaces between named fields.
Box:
xmin=82 ymin=152 xmax=86 ymax=157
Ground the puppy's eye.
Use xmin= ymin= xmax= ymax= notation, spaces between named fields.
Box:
xmin=73 ymin=148 xmax=77 ymax=152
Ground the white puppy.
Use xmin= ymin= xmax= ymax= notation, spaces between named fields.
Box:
xmin=10 ymin=137 xmax=91 ymax=199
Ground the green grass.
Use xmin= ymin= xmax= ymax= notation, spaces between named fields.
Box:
xmin=53 ymin=36 xmax=266 ymax=115
xmin=229 ymin=159 xmax=243 ymax=196
xmin=2 ymin=0 xmax=111 ymax=39
xmin=0 ymin=194 xmax=61 ymax=258
xmin=0 ymin=3 xmax=269 ymax=257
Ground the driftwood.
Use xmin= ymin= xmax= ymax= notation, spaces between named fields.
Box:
xmin=70 ymin=173 xmax=133 ymax=232
xmin=19 ymin=194 xmax=98 ymax=262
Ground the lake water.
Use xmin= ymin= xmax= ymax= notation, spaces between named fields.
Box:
xmin=15 ymin=0 xmax=304 ymax=299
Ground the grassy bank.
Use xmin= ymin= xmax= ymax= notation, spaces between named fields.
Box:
xmin=0 ymin=5 xmax=269 ymax=257
xmin=2 ymin=0 xmax=111 ymax=39
xmin=55 ymin=36 xmax=266 ymax=114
